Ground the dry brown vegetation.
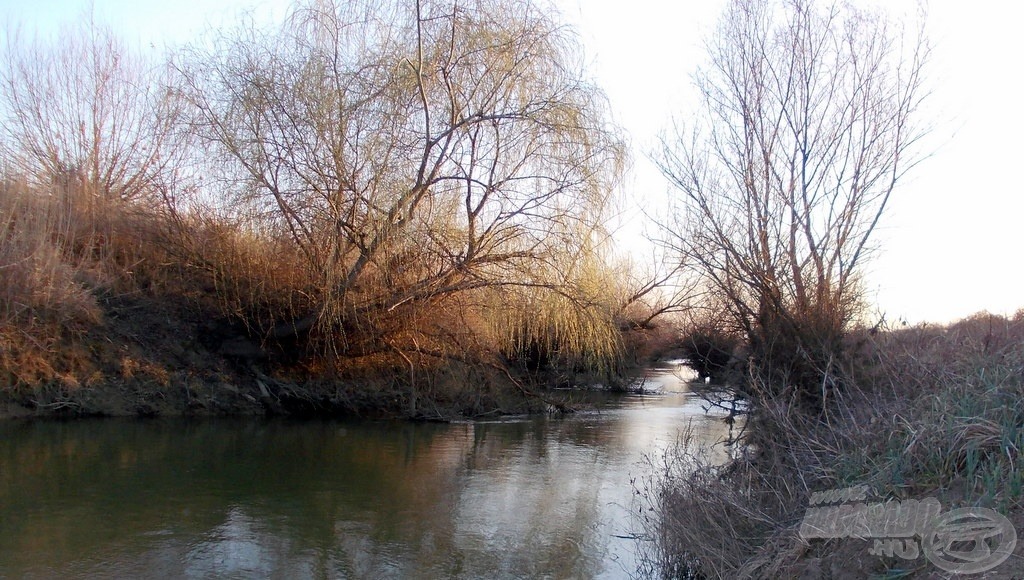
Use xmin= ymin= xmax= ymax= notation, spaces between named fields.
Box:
xmin=640 ymin=311 xmax=1024 ymax=578
xmin=0 ymin=1 xmax=679 ymax=419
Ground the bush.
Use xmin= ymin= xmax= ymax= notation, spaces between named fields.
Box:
xmin=644 ymin=312 xmax=1024 ymax=578
xmin=678 ymin=326 xmax=738 ymax=381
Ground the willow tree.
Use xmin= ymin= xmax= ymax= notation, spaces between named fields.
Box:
xmin=176 ymin=0 xmax=626 ymax=369
xmin=658 ymin=0 xmax=928 ymax=408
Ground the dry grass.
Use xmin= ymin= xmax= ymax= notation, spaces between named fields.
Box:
xmin=644 ymin=311 xmax=1024 ymax=578
xmin=637 ymin=428 xmax=791 ymax=578
xmin=0 ymin=178 xmax=102 ymax=323
xmin=843 ymin=312 xmax=1024 ymax=506
xmin=0 ymin=178 xmax=102 ymax=385
xmin=176 ymin=211 xmax=313 ymax=335
xmin=0 ymin=168 xmax=196 ymax=387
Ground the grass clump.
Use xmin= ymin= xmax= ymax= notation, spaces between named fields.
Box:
xmin=644 ymin=311 xmax=1024 ymax=578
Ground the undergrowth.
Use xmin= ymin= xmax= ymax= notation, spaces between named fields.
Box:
xmin=641 ymin=311 xmax=1024 ymax=578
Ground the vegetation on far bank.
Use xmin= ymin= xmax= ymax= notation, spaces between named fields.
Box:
xmin=0 ymin=0 xmax=682 ymax=419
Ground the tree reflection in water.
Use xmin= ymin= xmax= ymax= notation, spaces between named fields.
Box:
xmin=0 ymin=368 xmax=732 ymax=578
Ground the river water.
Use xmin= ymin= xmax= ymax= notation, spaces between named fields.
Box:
xmin=0 ymin=365 xmax=733 ymax=579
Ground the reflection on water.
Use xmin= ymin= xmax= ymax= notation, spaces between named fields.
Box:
xmin=0 ymin=367 xmax=733 ymax=579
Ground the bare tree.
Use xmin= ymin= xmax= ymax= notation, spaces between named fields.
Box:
xmin=657 ymin=0 xmax=929 ymax=408
xmin=176 ymin=0 xmax=626 ymax=364
xmin=0 ymin=18 xmax=184 ymax=205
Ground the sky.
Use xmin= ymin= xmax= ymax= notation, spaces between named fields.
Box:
xmin=1 ymin=0 xmax=1020 ymax=324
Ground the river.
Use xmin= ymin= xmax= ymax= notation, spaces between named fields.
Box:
xmin=0 ymin=364 xmax=734 ymax=579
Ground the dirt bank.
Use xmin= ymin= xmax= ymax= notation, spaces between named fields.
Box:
xmin=1 ymin=292 xmax=560 ymax=421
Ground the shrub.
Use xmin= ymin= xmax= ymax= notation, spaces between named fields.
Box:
xmin=644 ymin=312 xmax=1024 ymax=577
xmin=678 ymin=326 xmax=738 ymax=382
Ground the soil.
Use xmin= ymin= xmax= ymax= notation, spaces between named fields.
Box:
xmin=2 ymin=293 xmax=267 ymax=419
xmin=0 ymin=292 xmax=565 ymax=421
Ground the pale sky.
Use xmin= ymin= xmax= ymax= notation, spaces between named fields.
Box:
xmin=2 ymin=0 xmax=1020 ymax=324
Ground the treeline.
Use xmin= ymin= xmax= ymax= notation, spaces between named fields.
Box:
xmin=0 ymin=0 xmax=677 ymax=417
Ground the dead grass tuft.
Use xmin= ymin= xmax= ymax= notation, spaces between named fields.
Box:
xmin=644 ymin=311 xmax=1024 ymax=578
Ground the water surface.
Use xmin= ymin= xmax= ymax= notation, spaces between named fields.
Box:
xmin=0 ymin=367 xmax=732 ymax=578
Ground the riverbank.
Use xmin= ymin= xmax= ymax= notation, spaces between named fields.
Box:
xmin=0 ymin=285 xmax=657 ymax=421
xmin=646 ymin=311 xmax=1024 ymax=578
xmin=0 ymin=168 xmax=673 ymax=423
